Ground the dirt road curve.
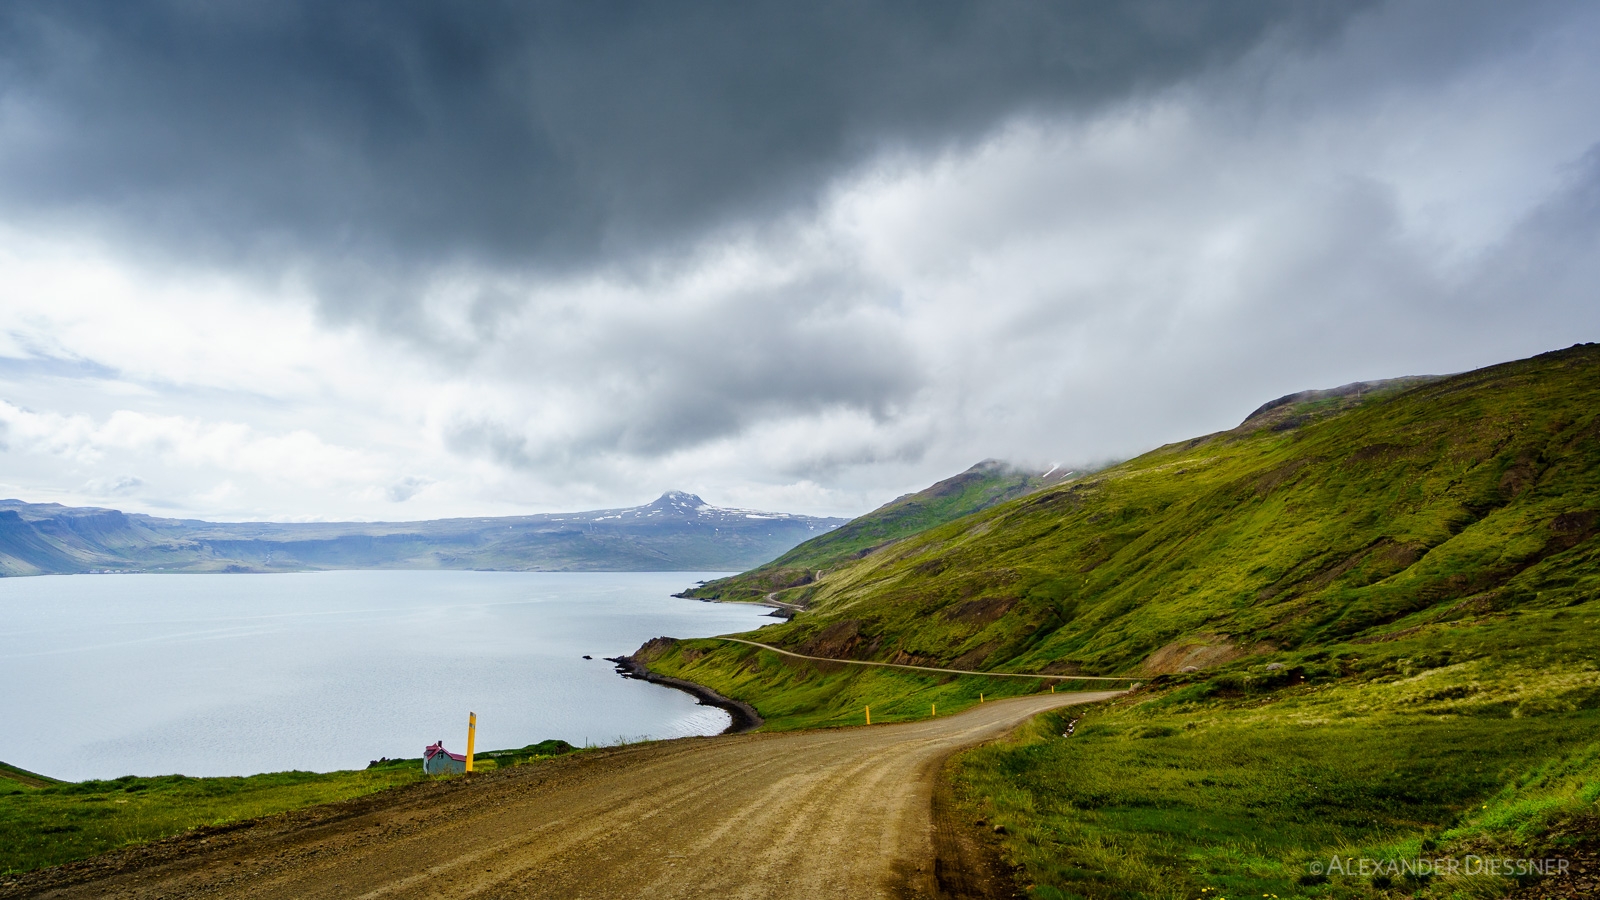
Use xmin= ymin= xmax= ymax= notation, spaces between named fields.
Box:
xmin=9 ymin=691 xmax=1117 ymax=900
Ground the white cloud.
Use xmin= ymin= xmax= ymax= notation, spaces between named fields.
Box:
xmin=0 ymin=401 xmax=103 ymax=463
xmin=81 ymin=474 xmax=144 ymax=497
xmin=0 ymin=400 xmax=395 ymax=511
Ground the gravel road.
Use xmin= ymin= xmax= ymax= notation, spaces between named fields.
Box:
xmin=9 ymin=691 xmax=1118 ymax=900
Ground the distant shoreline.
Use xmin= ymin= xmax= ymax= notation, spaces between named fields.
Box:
xmin=607 ymin=655 xmax=763 ymax=734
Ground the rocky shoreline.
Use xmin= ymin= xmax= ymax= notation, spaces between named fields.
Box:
xmin=606 ymin=654 xmax=764 ymax=734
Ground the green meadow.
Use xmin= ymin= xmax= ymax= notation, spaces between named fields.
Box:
xmin=955 ymin=607 xmax=1600 ymax=899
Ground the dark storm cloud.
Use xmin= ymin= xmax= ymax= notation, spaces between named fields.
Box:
xmin=5 ymin=0 xmax=1596 ymax=520
xmin=0 ymin=0 xmax=1365 ymax=278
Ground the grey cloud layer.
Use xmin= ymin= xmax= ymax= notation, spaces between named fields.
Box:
xmin=1 ymin=1 xmax=1597 ymax=519
xmin=0 ymin=0 xmax=1356 ymax=274
xmin=445 ymin=260 xmax=923 ymax=465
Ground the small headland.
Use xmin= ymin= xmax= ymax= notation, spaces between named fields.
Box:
xmin=608 ymin=638 xmax=763 ymax=734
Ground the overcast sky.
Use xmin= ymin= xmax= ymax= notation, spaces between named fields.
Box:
xmin=1 ymin=1 xmax=1597 ymax=522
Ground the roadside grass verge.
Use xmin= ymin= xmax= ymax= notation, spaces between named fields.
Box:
xmin=472 ymin=739 xmax=578 ymax=768
xmin=950 ymin=629 xmax=1600 ymax=899
xmin=0 ymin=741 xmax=580 ymax=875
xmin=956 ymin=706 xmax=1599 ymax=899
xmin=0 ymin=762 xmax=422 ymax=875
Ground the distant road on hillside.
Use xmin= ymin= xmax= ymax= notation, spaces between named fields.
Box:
xmin=718 ymin=637 xmax=1140 ymax=682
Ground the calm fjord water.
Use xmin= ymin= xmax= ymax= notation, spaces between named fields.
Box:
xmin=0 ymin=571 xmax=772 ymax=781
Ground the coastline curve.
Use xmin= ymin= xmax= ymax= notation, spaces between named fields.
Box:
xmin=606 ymin=654 xmax=764 ymax=734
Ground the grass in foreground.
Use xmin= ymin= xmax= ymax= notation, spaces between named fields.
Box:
xmin=0 ymin=763 xmax=423 ymax=875
xmin=951 ymin=612 xmax=1600 ymax=899
xmin=0 ymin=741 xmax=579 ymax=875
xmin=957 ymin=706 xmax=1598 ymax=899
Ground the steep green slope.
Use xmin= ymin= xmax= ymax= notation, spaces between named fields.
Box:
xmin=0 ymin=761 xmax=58 ymax=789
xmin=669 ymin=345 xmax=1599 ymax=674
xmin=682 ymin=459 xmax=1074 ymax=603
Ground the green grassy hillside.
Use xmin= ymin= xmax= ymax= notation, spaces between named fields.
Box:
xmin=643 ymin=344 xmax=1600 ymax=898
xmin=664 ymin=345 xmax=1600 ymax=674
xmin=0 ymin=761 xmax=59 ymax=789
xmin=682 ymin=459 xmax=1075 ymax=603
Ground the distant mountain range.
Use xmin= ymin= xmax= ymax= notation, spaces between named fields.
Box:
xmin=0 ymin=491 xmax=847 ymax=576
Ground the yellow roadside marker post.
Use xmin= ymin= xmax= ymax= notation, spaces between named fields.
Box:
xmin=931 ymin=703 xmax=936 ymax=717
xmin=980 ymin=693 xmax=984 ymax=703
xmin=465 ymin=712 xmax=477 ymax=773
xmin=1051 ymin=684 xmax=1055 ymax=693
xmin=865 ymin=706 xmax=871 ymax=725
